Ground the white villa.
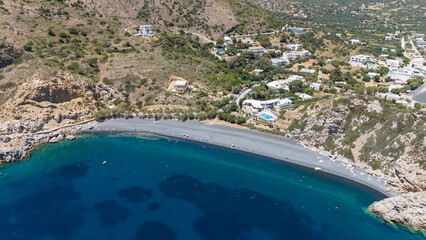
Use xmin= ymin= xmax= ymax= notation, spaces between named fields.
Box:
xmin=310 ymin=82 xmax=322 ymax=91
xmin=135 ymin=25 xmax=155 ymax=38
xmin=296 ymin=93 xmax=314 ymax=101
xmin=242 ymin=39 xmax=253 ymax=44
xmin=267 ymin=80 xmax=289 ymax=91
xmin=243 ymin=98 xmax=292 ymax=111
xmin=224 ymin=36 xmax=233 ymax=45
xmin=282 ymin=50 xmax=310 ymax=62
xmin=271 ymin=58 xmax=286 ymax=66
xmin=350 ymin=55 xmax=374 ymax=67
xmin=287 ymin=44 xmax=302 ymax=51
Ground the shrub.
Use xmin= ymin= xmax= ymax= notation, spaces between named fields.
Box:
xmin=103 ymin=77 xmax=113 ymax=85
xmin=68 ymin=28 xmax=79 ymax=35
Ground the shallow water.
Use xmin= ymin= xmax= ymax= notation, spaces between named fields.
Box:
xmin=0 ymin=133 xmax=423 ymax=240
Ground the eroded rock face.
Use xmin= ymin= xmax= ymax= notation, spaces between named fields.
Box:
xmin=0 ymin=43 xmax=23 ymax=68
xmin=369 ymin=192 xmax=426 ymax=231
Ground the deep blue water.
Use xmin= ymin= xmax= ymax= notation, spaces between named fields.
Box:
xmin=0 ymin=133 xmax=423 ymax=240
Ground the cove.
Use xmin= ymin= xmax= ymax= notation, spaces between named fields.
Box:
xmin=0 ymin=133 xmax=422 ymax=240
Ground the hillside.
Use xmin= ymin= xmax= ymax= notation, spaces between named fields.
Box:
xmin=251 ymin=0 xmax=426 ymax=33
xmin=286 ymin=93 xmax=425 ymax=193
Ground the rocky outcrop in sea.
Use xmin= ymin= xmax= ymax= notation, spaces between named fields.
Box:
xmin=0 ymin=121 xmax=96 ymax=163
xmin=369 ymin=192 xmax=426 ymax=232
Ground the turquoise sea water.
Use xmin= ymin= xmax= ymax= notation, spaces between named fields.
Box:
xmin=0 ymin=133 xmax=423 ymax=240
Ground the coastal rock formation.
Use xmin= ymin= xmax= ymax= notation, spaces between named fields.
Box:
xmin=286 ymin=94 xmax=426 ymax=193
xmin=0 ymin=122 xmax=96 ymax=163
xmin=369 ymin=192 xmax=426 ymax=231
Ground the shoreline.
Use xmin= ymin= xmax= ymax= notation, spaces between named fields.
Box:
xmin=85 ymin=118 xmax=398 ymax=198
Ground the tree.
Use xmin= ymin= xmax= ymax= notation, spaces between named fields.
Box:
xmin=391 ymin=88 xmax=401 ymax=94
xmin=23 ymin=42 xmax=33 ymax=52
xmin=304 ymin=87 xmax=314 ymax=95
xmin=331 ymin=61 xmax=340 ymax=68
xmin=374 ymin=75 xmax=380 ymax=82
xmin=379 ymin=67 xmax=389 ymax=76
xmin=69 ymin=28 xmax=79 ymax=35
xmin=289 ymin=80 xmax=303 ymax=93
xmin=402 ymin=57 xmax=410 ymax=65
xmin=366 ymin=86 xmax=377 ymax=94
xmin=47 ymin=27 xmax=56 ymax=37
xmin=216 ymin=39 xmax=225 ymax=46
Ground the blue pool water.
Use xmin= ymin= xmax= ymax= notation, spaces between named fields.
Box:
xmin=289 ymin=28 xmax=305 ymax=33
xmin=259 ymin=113 xmax=274 ymax=120
xmin=0 ymin=134 xmax=423 ymax=240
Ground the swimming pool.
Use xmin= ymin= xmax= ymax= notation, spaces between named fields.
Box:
xmin=289 ymin=28 xmax=305 ymax=33
xmin=259 ymin=113 xmax=274 ymax=120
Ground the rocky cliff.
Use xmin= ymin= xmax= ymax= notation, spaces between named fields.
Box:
xmin=369 ymin=192 xmax=426 ymax=232
xmin=286 ymin=94 xmax=426 ymax=194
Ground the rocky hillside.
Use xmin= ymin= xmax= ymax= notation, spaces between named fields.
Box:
xmin=286 ymin=93 xmax=425 ymax=193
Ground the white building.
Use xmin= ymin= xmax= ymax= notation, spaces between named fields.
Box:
xmin=287 ymin=44 xmax=302 ymax=51
xmin=136 ymin=25 xmax=155 ymax=38
xmin=243 ymin=99 xmax=293 ymax=110
xmin=388 ymin=84 xmax=404 ymax=92
xmin=296 ymin=93 xmax=314 ymax=101
xmin=282 ymin=50 xmax=310 ymax=62
xmin=267 ymin=80 xmax=289 ymax=91
xmin=387 ymin=67 xmax=415 ymax=84
xmin=349 ymin=39 xmax=360 ymax=44
xmin=253 ymin=69 xmax=264 ymax=75
xmin=310 ymin=82 xmax=322 ymax=90
xmin=367 ymin=72 xmax=380 ymax=79
xmin=385 ymin=59 xmax=402 ymax=70
xmin=350 ymin=55 xmax=374 ymax=67
xmin=284 ymin=75 xmax=305 ymax=84
xmin=300 ymin=68 xmax=315 ymax=74
xmin=271 ymin=58 xmax=286 ymax=66
xmin=248 ymin=46 xmax=265 ymax=54
xmin=242 ymin=39 xmax=252 ymax=44
xmin=224 ymin=36 xmax=233 ymax=45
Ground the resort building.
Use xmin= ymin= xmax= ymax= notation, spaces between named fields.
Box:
xmin=243 ymin=99 xmax=292 ymax=111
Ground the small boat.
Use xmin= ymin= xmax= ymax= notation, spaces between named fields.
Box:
xmin=314 ymin=167 xmax=321 ymax=171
